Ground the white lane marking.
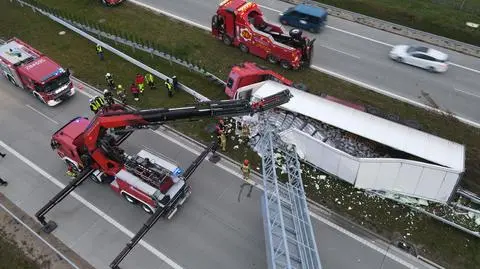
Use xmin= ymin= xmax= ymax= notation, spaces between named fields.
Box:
xmin=450 ymin=62 xmax=480 ymax=75
xmin=129 ymin=0 xmax=210 ymax=31
xmin=0 ymin=140 xmax=184 ymax=269
xmin=320 ymin=44 xmax=361 ymax=59
xmin=25 ymin=104 xmax=59 ymax=124
xmin=257 ymin=4 xmax=480 ymax=74
xmin=454 ymin=88 xmax=480 ymax=99
xmin=0 ymin=202 xmax=81 ymax=269
xmin=73 ymin=82 xmax=427 ymax=267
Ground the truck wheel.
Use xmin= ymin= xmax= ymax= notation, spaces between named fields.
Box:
xmin=141 ymin=204 xmax=154 ymax=214
xmin=222 ymin=35 xmax=232 ymax=46
xmin=280 ymin=60 xmax=292 ymax=70
xmin=267 ymin=54 xmax=278 ymax=64
xmin=7 ymin=75 xmax=18 ymax=87
xmin=239 ymin=43 xmax=249 ymax=53
xmin=122 ymin=193 xmax=137 ymax=204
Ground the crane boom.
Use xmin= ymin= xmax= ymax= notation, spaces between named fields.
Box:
xmin=73 ymin=90 xmax=291 ymax=176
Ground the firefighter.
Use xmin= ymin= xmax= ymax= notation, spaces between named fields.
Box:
xmin=96 ymin=44 xmax=104 ymax=61
xmin=103 ymin=89 xmax=114 ymax=106
xmin=105 ymin=73 xmax=115 ymax=90
xmin=135 ymin=73 xmax=145 ymax=95
xmin=172 ymin=75 xmax=178 ymax=91
xmin=116 ymin=84 xmax=127 ymax=105
xmin=89 ymin=96 xmax=106 ymax=114
xmin=65 ymin=165 xmax=78 ymax=179
xmin=164 ymin=78 xmax=173 ymax=97
xmin=145 ymin=73 xmax=155 ymax=90
xmin=241 ymin=159 xmax=251 ymax=181
xmin=130 ymin=83 xmax=140 ymax=101
xmin=218 ymin=130 xmax=227 ymax=152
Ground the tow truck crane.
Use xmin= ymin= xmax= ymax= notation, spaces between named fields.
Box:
xmin=35 ymin=90 xmax=291 ymax=269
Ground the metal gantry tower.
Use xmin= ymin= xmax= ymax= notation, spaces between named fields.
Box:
xmin=259 ymin=129 xmax=322 ymax=269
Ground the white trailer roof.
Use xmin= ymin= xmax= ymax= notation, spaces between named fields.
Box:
xmin=0 ymin=40 xmax=34 ymax=65
xmin=251 ymin=81 xmax=465 ymax=171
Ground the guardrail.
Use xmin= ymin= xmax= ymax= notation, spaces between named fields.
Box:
xmin=11 ymin=0 xmax=220 ymax=102
xmin=280 ymin=0 xmax=480 ymax=58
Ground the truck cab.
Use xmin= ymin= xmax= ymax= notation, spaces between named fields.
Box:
xmin=0 ymin=38 xmax=75 ymax=106
xmin=225 ymin=62 xmax=301 ymax=99
xmin=212 ymin=0 xmax=315 ymax=70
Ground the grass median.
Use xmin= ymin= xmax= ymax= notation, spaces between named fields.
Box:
xmin=2 ymin=1 xmax=480 ymax=268
xmin=315 ymin=0 xmax=480 ymax=46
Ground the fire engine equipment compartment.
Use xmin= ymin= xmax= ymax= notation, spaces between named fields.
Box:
xmin=212 ymin=0 xmax=315 ymax=70
xmin=0 ymin=38 xmax=75 ymax=106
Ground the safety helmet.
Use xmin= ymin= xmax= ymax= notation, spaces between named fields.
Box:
xmin=106 ymin=73 xmax=111 ymax=77
xmin=103 ymin=89 xmax=109 ymax=94
xmin=244 ymin=159 xmax=249 ymax=165
xmin=117 ymin=84 xmax=123 ymax=89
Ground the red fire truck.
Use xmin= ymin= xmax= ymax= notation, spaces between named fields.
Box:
xmin=0 ymin=38 xmax=75 ymax=106
xmin=40 ymin=91 xmax=291 ymax=268
xmin=212 ymin=0 xmax=315 ymax=70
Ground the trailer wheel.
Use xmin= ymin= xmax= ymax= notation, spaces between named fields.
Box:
xmin=267 ymin=54 xmax=278 ymax=64
xmin=122 ymin=193 xmax=137 ymax=204
xmin=280 ymin=60 xmax=292 ymax=70
xmin=222 ymin=35 xmax=232 ymax=46
xmin=141 ymin=204 xmax=154 ymax=214
xmin=239 ymin=43 xmax=249 ymax=53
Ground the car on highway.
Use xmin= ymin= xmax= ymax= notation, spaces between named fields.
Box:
xmin=279 ymin=4 xmax=327 ymax=33
xmin=389 ymin=45 xmax=449 ymax=72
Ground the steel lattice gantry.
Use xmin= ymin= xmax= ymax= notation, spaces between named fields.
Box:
xmin=258 ymin=130 xmax=322 ymax=269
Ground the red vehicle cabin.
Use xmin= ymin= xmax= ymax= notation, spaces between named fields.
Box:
xmin=212 ymin=0 xmax=315 ymax=70
xmin=0 ymin=38 xmax=75 ymax=106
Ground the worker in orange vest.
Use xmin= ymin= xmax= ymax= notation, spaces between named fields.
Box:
xmin=241 ymin=159 xmax=251 ymax=181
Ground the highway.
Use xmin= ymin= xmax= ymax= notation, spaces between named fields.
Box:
xmin=130 ymin=0 xmax=480 ymax=126
xmin=0 ymin=78 xmax=439 ymax=269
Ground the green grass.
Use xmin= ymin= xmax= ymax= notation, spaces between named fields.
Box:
xmin=315 ymin=0 xmax=480 ymax=46
xmin=0 ymin=231 xmax=39 ymax=269
xmin=2 ymin=1 xmax=480 ymax=268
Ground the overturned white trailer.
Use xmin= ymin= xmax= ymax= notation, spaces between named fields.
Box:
xmin=238 ymin=80 xmax=465 ymax=203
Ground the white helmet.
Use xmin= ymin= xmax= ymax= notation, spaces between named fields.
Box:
xmin=106 ymin=73 xmax=111 ymax=77
xmin=104 ymin=89 xmax=109 ymax=94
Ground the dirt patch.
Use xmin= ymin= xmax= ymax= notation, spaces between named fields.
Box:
xmin=0 ymin=193 xmax=94 ymax=269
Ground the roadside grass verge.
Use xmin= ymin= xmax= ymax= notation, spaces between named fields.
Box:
xmin=315 ymin=0 xmax=480 ymax=46
xmin=2 ymin=1 xmax=480 ymax=268
xmin=0 ymin=230 xmax=39 ymax=269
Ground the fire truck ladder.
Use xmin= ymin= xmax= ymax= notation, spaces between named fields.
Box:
xmin=259 ymin=130 xmax=322 ymax=269
xmin=110 ymin=141 xmax=218 ymax=269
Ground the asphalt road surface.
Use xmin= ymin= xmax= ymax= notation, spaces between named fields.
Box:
xmin=0 ymin=79 xmax=439 ymax=269
xmin=130 ymin=0 xmax=480 ymax=126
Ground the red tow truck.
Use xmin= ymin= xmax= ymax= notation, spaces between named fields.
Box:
xmin=0 ymin=38 xmax=75 ymax=106
xmin=38 ymin=91 xmax=291 ymax=269
xmin=212 ymin=0 xmax=315 ymax=70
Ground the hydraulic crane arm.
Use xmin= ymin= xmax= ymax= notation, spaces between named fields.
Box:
xmin=74 ymin=90 xmax=291 ymax=176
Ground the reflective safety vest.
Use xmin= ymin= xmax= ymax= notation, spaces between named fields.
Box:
xmin=96 ymin=45 xmax=103 ymax=53
xmin=241 ymin=164 xmax=250 ymax=174
xmin=145 ymin=73 xmax=154 ymax=83
xmin=165 ymin=81 xmax=173 ymax=90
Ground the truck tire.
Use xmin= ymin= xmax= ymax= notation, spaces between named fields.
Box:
xmin=239 ymin=43 xmax=249 ymax=53
xmin=280 ymin=60 xmax=292 ymax=70
xmin=222 ymin=35 xmax=232 ymax=46
xmin=122 ymin=193 xmax=137 ymax=204
xmin=7 ymin=75 xmax=18 ymax=87
xmin=267 ymin=54 xmax=278 ymax=64
xmin=141 ymin=204 xmax=154 ymax=214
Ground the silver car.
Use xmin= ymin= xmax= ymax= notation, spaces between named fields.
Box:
xmin=389 ymin=45 xmax=449 ymax=73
